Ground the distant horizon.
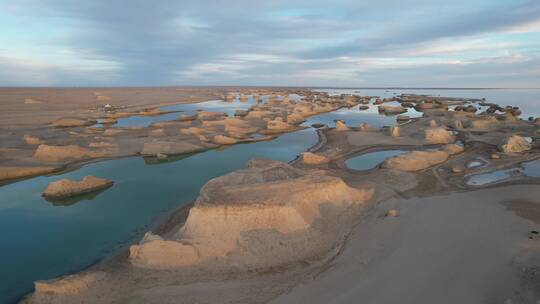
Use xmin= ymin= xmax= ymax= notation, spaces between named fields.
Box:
xmin=1 ymin=86 xmax=540 ymax=90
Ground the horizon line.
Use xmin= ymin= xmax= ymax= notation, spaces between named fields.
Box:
xmin=1 ymin=85 xmax=540 ymax=90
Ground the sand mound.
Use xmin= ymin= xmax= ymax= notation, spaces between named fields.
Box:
xmin=130 ymin=159 xmax=374 ymax=269
xmin=43 ymin=176 xmax=113 ymax=199
xmin=383 ymin=150 xmax=449 ymax=171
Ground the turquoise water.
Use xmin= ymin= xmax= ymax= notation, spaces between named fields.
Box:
xmin=345 ymin=150 xmax=407 ymax=170
xmin=1 ymin=89 xmax=539 ymax=303
xmin=0 ymin=129 xmax=317 ymax=303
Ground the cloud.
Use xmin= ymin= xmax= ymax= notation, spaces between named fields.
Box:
xmin=0 ymin=0 xmax=539 ymax=86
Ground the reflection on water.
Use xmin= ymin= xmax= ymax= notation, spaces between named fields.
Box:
xmin=44 ymin=188 xmax=111 ymax=206
xmin=345 ymin=150 xmax=407 ymax=170
xmin=466 ymin=159 xmax=540 ymax=186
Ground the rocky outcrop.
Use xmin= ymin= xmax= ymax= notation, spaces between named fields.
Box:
xmin=267 ymin=119 xmax=294 ymax=131
xmin=499 ymin=135 xmax=532 ymax=153
xmin=378 ymin=105 xmax=407 ymax=115
xmin=52 ymin=118 xmax=97 ymax=128
xmin=42 ymin=176 xmax=114 ymax=199
xmin=197 ymin=111 xmax=227 ymax=121
xmin=359 ymin=123 xmax=375 ymax=132
xmin=390 ymin=126 xmax=400 ymax=137
xmin=23 ymin=134 xmax=44 ymax=145
xmin=33 ymin=144 xmax=109 ymax=162
xmin=335 ymin=120 xmax=349 ymax=131
xmin=382 ymin=150 xmax=449 ymax=171
xmin=470 ymin=117 xmax=500 ymax=130
xmin=129 ymin=159 xmax=374 ymax=269
xmin=396 ymin=115 xmax=410 ymax=122
xmin=441 ymin=143 xmax=464 ymax=155
xmin=425 ymin=127 xmax=455 ymax=144
xmin=212 ymin=135 xmax=238 ymax=145
xmin=141 ymin=141 xmax=204 ymax=156
xmin=300 ymin=152 xmax=329 ymax=164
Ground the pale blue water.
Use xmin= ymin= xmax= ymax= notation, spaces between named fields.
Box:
xmin=345 ymin=150 xmax=407 ymax=170
xmin=1 ymin=89 xmax=539 ymax=303
xmin=466 ymin=159 xmax=540 ymax=186
xmin=318 ymin=88 xmax=540 ymax=118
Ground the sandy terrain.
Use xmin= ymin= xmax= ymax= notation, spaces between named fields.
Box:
xmin=0 ymin=87 xmax=230 ymax=129
xmin=273 ymin=185 xmax=540 ymax=304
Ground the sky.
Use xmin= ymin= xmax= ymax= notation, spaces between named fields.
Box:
xmin=0 ymin=0 xmax=539 ymax=87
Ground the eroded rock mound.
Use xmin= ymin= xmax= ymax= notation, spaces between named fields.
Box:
xmin=33 ymin=144 xmax=109 ymax=162
xmin=499 ymin=135 xmax=532 ymax=153
xmin=212 ymin=135 xmax=238 ymax=145
xmin=23 ymin=134 xmax=44 ymax=145
xmin=300 ymin=152 xmax=329 ymax=164
xmin=378 ymin=105 xmax=406 ymax=115
xmin=129 ymin=159 xmax=374 ymax=269
xmin=441 ymin=143 xmax=464 ymax=155
xmin=335 ymin=120 xmax=350 ymax=131
xmin=43 ymin=176 xmax=114 ymax=199
xmin=425 ymin=127 xmax=455 ymax=144
xmin=382 ymin=150 xmax=449 ymax=171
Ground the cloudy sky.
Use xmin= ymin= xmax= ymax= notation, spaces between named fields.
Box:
xmin=1 ymin=0 xmax=539 ymax=87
